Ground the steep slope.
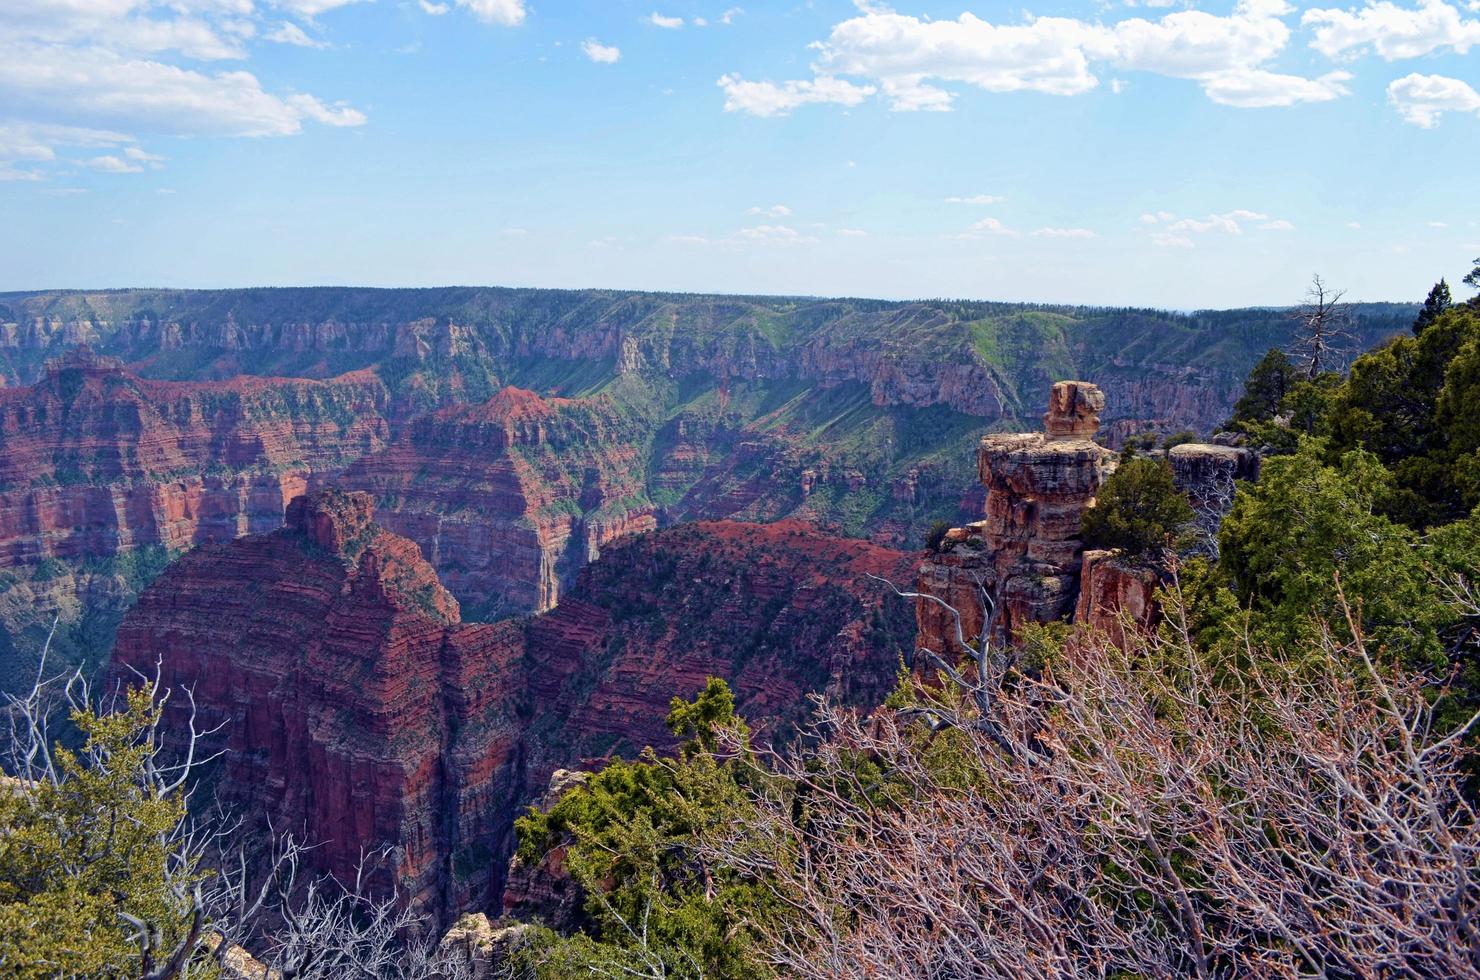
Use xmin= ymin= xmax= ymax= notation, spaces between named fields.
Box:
xmin=524 ymin=519 xmax=917 ymax=770
xmin=108 ymin=496 xmax=917 ymax=927
xmin=339 ymin=387 xmax=657 ymax=616
xmin=109 ymin=491 xmax=523 ymax=923
xmin=0 ymin=350 xmax=389 ymax=689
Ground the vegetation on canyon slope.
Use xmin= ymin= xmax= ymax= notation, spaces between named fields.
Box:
xmin=500 ymin=281 xmax=1480 ymax=977
xmin=0 ymin=278 xmax=1476 ymax=977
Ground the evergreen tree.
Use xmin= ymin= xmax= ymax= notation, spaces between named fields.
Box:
xmin=1229 ymin=348 xmax=1298 ymax=427
xmin=1081 ymin=456 xmax=1193 ymax=558
xmin=1465 ymin=257 xmax=1480 ymax=292
xmin=1414 ymin=279 xmax=1452 ymax=334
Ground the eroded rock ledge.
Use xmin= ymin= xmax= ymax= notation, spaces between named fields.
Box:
xmin=916 ymin=381 xmax=1254 ymax=658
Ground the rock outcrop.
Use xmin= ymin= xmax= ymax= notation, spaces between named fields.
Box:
xmin=916 ymin=384 xmax=1264 ymax=657
xmin=339 ymin=387 xmax=656 ymax=616
xmin=110 ymin=491 xmax=521 ymax=923
xmin=111 ymin=504 xmax=918 ymax=928
xmin=1168 ymin=442 xmax=1259 ymax=554
xmin=916 ymin=382 xmax=1118 ymax=660
xmin=1073 ymin=550 xmax=1164 ymax=646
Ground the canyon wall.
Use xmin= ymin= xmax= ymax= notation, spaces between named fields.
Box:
xmin=0 ymin=350 xmax=389 ymax=690
xmin=339 ymin=387 xmax=656 ymax=616
xmin=0 ymin=288 xmax=1413 ymax=437
xmin=110 ymin=494 xmax=917 ymax=927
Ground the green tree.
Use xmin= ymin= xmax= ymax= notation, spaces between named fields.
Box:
xmin=1229 ymin=348 xmax=1298 ymax=427
xmin=0 ymin=689 xmax=207 ymax=979
xmin=512 ymin=680 xmax=774 ymax=978
xmin=1414 ymin=279 xmax=1453 ymax=334
xmin=1465 ymin=257 xmax=1480 ymax=292
xmin=1081 ymin=456 xmax=1194 ymax=559
xmin=1218 ymin=440 xmax=1448 ymax=670
xmin=922 ymin=519 xmax=952 ymax=554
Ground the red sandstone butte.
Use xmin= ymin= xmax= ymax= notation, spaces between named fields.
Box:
xmin=111 ymin=498 xmax=918 ymax=928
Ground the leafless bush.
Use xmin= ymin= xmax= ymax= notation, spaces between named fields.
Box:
xmin=701 ymin=587 xmax=1480 ymax=979
xmin=2 ymin=628 xmax=469 ymax=980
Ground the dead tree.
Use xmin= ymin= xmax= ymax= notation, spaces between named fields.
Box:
xmin=698 ymin=583 xmax=1480 ymax=979
xmin=1289 ymin=273 xmax=1355 ymax=379
xmin=1 ymin=625 xmax=471 ymax=979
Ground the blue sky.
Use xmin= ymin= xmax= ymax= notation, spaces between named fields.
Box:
xmin=2 ymin=0 xmax=1478 ymax=308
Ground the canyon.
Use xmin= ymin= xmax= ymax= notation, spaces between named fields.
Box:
xmin=0 ymin=348 xmax=389 ymax=691
xmin=109 ymin=492 xmax=916 ymax=927
xmin=0 ymin=288 xmax=1406 ymax=694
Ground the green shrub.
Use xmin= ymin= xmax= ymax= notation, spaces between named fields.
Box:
xmin=1081 ymin=456 xmax=1193 ymax=558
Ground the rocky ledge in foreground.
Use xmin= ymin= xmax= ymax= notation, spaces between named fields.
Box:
xmin=109 ymin=492 xmax=918 ymax=929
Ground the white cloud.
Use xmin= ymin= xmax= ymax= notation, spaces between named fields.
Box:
xmin=1429 ymin=220 xmax=1451 ymax=227
xmin=719 ymin=7 xmax=742 ymax=25
xmin=419 ymin=1 xmax=450 ymax=13
xmin=737 ymin=224 xmax=818 ymax=245
xmin=88 ymin=144 xmax=164 ymax=172
xmin=275 ymin=0 xmax=369 ymax=18
xmin=1152 ymin=232 xmax=1195 ymax=248
xmin=1303 ymin=0 xmax=1480 ymax=61
xmin=1347 ymin=221 xmax=1363 ymax=229
xmin=720 ymin=1 xmax=1351 ymax=115
xmin=962 ymin=216 xmax=1018 ymax=237
xmin=0 ymin=44 xmax=366 ymax=137
xmin=449 ymin=0 xmax=526 ymax=25
xmin=1200 ymin=69 xmax=1351 ymax=107
xmin=837 ymin=227 xmax=869 ymax=237
xmin=0 ymin=121 xmax=132 ymax=164
xmin=502 ymin=226 xmax=529 ymax=236
xmin=1141 ymin=208 xmax=1292 ymax=244
xmin=582 ymin=38 xmax=621 ymax=63
xmin=676 ymin=223 xmax=821 ymax=247
xmin=945 ymin=194 xmax=1004 ymax=204
xmin=717 ymin=73 xmax=875 ymax=116
xmin=747 ymin=204 xmax=791 ymax=217
xmin=1032 ymin=226 xmax=1097 ymax=238
xmin=1387 ymin=72 xmax=1480 ymax=126
xmin=649 ymin=12 xmax=683 ymax=29
xmin=265 ymin=20 xmax=326 ymax=47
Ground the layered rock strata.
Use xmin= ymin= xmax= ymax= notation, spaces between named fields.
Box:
xmin=915 ymin=382 xmax=1118 ymax=661
xmin=916 ymin=383 xmax=1261 ymax=657
xmin=0 ymin=350 xmax=390 ymax=690
xmin=1168 ymin=442 xmax=1259 ymax=555
xmin=339 ymin=387 xmax=656 ymax=616
xmin=110 ymin=491 xmax=520 ymax=923
xmin=111 ymin=500 xmax=917 ymax=927
xmin=0 ymin=348 xmax=388 ymax=567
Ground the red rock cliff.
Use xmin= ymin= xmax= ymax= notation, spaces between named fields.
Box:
xmin=111 ymin=504 xmax=917 ymax=927
xmin=0 ymin=348 xmax=388 ymax=568
xmin=110 ymin=490 xmax=523 ymax=923
xmin=339 ymin=387 xmax=657 ymax=617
